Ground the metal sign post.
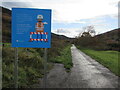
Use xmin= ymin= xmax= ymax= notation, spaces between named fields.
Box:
xmin=14 ymin=47 xmax=18 ymax=88
xmin=43 ymin=48 xmax=47 ymax=88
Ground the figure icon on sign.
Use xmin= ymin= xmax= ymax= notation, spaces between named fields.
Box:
xmin=36 ymin=15 xmax=48 ymax=32
xmin=29 ymin=15 xmax=48 ymax=42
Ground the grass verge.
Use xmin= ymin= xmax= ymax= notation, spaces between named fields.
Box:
xmin=2 ymin=43 xmax=52 ymax=88
xmin=77 ymin=46 xmax=119 ymax=76
xmin=49 ymin=45 xmax=73 ymax=72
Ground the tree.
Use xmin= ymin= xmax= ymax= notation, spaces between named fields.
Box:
xmin=81 ymin=25 xmax=96 ymax=37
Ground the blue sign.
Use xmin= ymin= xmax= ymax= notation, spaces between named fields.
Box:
xmin=12 ymin=8 xmax=51 ymax=48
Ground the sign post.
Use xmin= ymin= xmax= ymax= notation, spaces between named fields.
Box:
xmin=12 ymin=8 xmax=51 ymax=88
xmin=14 ymin=48 xmax=18 ymax=88
xmin=44 ymin=48 xmax=47 ymax=88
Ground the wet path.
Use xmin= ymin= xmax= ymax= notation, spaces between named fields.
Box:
xmin=63 ymin=44 xmax=118 ymax=88
xmin=36 ymin=44 xmax=118 ymax=88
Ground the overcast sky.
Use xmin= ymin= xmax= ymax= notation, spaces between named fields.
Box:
xmin=1 ymin=0 xmax=119 ymax=38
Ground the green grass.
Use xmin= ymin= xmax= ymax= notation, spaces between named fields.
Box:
xmin=2 ymin=41 xmax=71 ymax=87
xmin=77 ymin=46 xmax=119 ymax=76
xmin=50 ymin=45 xmax=73 ymax=72
xmin=2 ymin=44 xmax=52 ymax=88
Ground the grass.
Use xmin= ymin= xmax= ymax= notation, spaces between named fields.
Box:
xmin=2 ymin=41 xmax=72 ymax=87
xmin=50 ymin=45 xmax=73 ymax=72
xmin=77 ymin=46 xmax=119 ymax=76
xmin=2 ymin=43 xmax=52 ymax=88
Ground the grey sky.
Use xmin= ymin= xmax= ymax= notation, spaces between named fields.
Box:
xmin=1 ymin=2 xmax=33 ymax=10
xmin=1 ymin=0 xmax=119 ymax=37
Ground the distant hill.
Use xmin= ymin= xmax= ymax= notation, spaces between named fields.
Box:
xmin=95 ymin=28 xmax=120 ymax=50
xmin=74 ymin=28 xmax=120 ymax=51
xmin=95 ymin=28 xmax=119 ymax=42
xmin=52 ymin=33 xmax=73 ymax=41
xmin=1 ymin=6 xmax=71 ymax=43
xmin=2 ymin=6 xmax=11 ymax=43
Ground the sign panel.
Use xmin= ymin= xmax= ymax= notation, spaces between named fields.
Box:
xmin=12 ymin=8 xmax=51 ymax=48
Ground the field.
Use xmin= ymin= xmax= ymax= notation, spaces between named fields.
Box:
xmin=77 ymin=47 xmax=119 ymax=76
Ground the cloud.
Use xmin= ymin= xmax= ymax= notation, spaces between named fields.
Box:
xmin=2 ymin=0 xmax=119 ymax=23
xmin=53 ymin=28 xmax=71 ymax=34
xmin=1 ymin=0 xmax=118 ymax=37
xmin=52 ymin=28 xmax=83 ymax=38
xmin=44 ymin=0 xmax=118 ymax=23
xmin=1 ymin=2 xmax=33 ymax=10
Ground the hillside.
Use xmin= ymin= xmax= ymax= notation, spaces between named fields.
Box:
xmin=95 ymin=28 xmax=119 ymax=42
xmin=94 ymin=28 xmax=120 ymax=50
xmin=2 ymin=6 xmax=11 ymax=43
xmin=74 ymin=28 xmax=120 ymax=51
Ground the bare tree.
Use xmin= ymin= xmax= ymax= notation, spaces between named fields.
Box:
xmin=81 ymin=25 xmax=96 ymax=37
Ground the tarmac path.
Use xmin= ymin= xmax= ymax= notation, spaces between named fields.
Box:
xmin=36 ymin=44 xmax=118 ymax=88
